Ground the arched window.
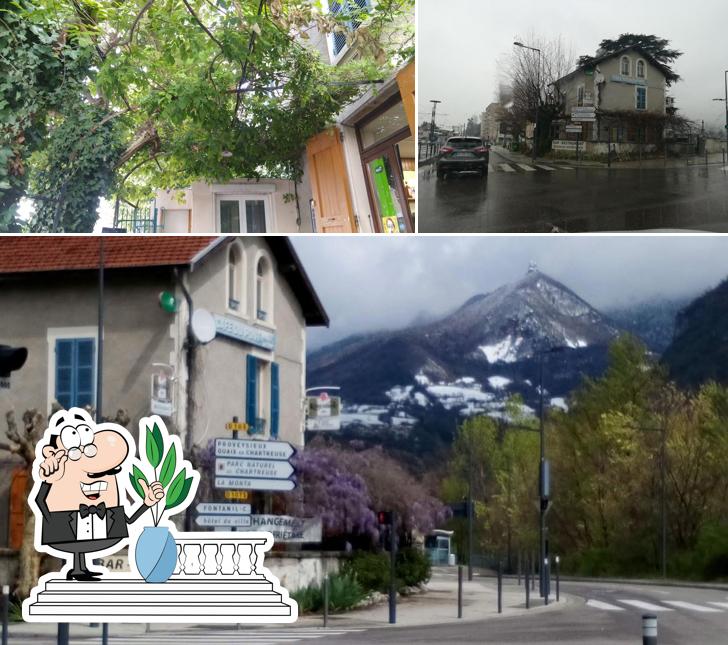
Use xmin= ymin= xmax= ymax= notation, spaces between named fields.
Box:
xmin=636 ymin=60 xmax=645 ymax=78
xmin=621 ymin=57 xmax=630 ymax=76
xmin=256 ymin=256 xmax=271 ymax=322
xmin=228 ymin=245 xmax=242 ymax=312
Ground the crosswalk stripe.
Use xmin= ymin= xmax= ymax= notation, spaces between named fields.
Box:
xmin=663 ymin=601 xmax=723 ymax=612
xmin=619 ymin=599 xmax=673 ymax=611
xmin=535 ymin=164 xmax=556 ymax=171
xmin=709 ymin=602 xmax=728 ymax=609
xmin=516 ymin=164 xmax=536 ymax=172
xmin=499 ymin=163 xmax=516 ymax=172
xmin=558 ymin=166 xmax=574 ymax=170
xmin=587 ymin=599 xmax=624 ymax=611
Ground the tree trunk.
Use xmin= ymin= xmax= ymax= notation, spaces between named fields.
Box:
xmin=16 ymin=473 xmax=41 ymax=599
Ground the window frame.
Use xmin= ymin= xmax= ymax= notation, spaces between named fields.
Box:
xmin=254 ymin=251 xmax=275 ymax=327
xmin=636 ymin=59 xmax=646 ymax=79
xmin=576 ymin=84 xmax=585 ymax=107
xmin=214 ymin=187 xmax=275 ymax=233
xmin=620 ymin=56 xmax=631 ymax=76
xmin=636 ymin=86 xmax=647 ymax=111
xmin=47 ymin=326 xmax=98 ymax=415
xmin=324 ymin=0 xmax=372 ymax=65
xmin=226 ymin=240 xmax=246 ymax=317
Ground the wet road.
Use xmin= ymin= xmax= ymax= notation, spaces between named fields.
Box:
xmin=418 ymin=149 xmax=728 ymax=232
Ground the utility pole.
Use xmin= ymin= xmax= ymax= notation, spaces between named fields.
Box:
xmin=468 ymin=439 xmax=474 ymax=582
xmin=429 ymin=100 xmax=442 ymax=145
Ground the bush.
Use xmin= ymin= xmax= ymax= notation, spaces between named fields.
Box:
xmin=396 ymin=547 xmax=431 ymax=588
xmin=291 ymin=573 xmax=366 ymax=614
xmin=342 ymin=551 xmax=390 ymax=592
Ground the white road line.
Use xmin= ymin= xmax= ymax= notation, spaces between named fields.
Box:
xmin=710 ymin=602 xmax=728 ymax=609
xmin=499 ymin=163 xmax=516 ymax=172
xmin=587 ymin=599 xmax=624 ymax=611
xmin=618 ymin=599 xmax=673 ymax=612
xmin=516 ymin=164 xmax=537 ymax=172
xmin=664 ymin=601 xmax=723 ymax=613
xmin=558 ymin=166 xmax=574 ymax=170
xmin=535 ymin=164 xmax=556 ymax=171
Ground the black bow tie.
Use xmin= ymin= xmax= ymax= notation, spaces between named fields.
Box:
xmin=79 ymin=503 xmax=106 ymax=519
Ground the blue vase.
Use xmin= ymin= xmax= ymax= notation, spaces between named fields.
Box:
xmin=135 ymin=526 xmax=177 ymax=583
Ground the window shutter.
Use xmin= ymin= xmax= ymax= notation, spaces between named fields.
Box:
xmin=246 ymin=355 xmax=257 ymax=427
xmin=75 ymin=338 xmax=95 ymax=408
xmin=270 ymin=362 xmax=280 ymax=439
xmin=9 ymin=467 xmax=28 ymax=549
xmin=55 ymin=339 xmax=74 ymax=409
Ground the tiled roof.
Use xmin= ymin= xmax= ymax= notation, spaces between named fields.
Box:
xmin=0 ymin=236 xmax=217 ymax=273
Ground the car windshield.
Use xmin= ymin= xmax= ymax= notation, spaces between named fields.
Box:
xmin=448 ymin=138 xmax=482 ymax=149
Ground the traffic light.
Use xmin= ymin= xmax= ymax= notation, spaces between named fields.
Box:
xmin=0 ymin=345 xmax=27 ymax=389
xmin=377 ymin=511 xmax=393 ymax=525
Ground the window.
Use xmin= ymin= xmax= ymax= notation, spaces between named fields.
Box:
xmin=245 ymin=355 xmax=280 ymax=437
xmin=54 ymin=338 xmax=95 ymax=409
xmin=621 ymin=56 xmax=630 ymax=76
xmin=217 ymin=196 xmax=270 ymax=233
xmin=227 ymin=244 xmax=243 ymax=312
xmin=636 ymin=87 xmax=647 ymax=111
xmin=577 ymin=85 xmax=585 ymax=107
xmin=637 ymin=60 xmax=645 ymax=79
xmin=256 ymin=257 xmax=271 ymax=322
xmin=328 ymin=0 xmax=370 ymax=60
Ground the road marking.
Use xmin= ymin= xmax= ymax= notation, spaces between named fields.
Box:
xmin=558 ymin=166 xmax=575 ymax=170
xmin=619 ymin=599 xmax=673 ymax=611
xmin=500 ymin=163 xmax=516 ymax=172
xmin=536 ymin=164 xmax=556 ymax=171
xmin=709 ymin=602 xmax=728 ymax=609
xmin=664 ymin=601 xmax=723 ymax=612
xmin=516 ymin=164 xmax=537 ymax=172
xmin=587 ymin=599 xmax=624 ymax=611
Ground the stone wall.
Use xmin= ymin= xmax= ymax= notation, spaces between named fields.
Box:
xmin=266 ymin=551 xmax=345 ymax=592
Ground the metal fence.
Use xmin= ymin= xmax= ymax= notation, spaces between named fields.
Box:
xmin=114 ymin=202 xmax=161 ymax=233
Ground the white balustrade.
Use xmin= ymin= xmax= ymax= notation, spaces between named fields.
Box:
xmin=172 ymin=532 xmax=272 ymax=578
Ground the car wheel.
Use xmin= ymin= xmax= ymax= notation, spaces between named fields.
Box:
xmin=436 ymin=168 xmax=445 ymax=179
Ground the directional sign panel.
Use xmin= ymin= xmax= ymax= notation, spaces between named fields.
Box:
xmin=572 ymin=106 xmax=596 ymax=114
xmin=565 ymin=125 xmax=583 ymax=133
xmin=248 ymin=515 xmax=322 ymax=543
xmin=572 ymin=116 xmax=596 ymax=123
xmin=216 ymin=457 xmax=294 ymax=480
xmin=195 ymin=502 xmax=251 ymax=515
xmin=215 ymin=438 xmax=295 ymax=461
xmin=215 ymin=476 xmax=296 ymax=491
xmin=195 ymin=514 xmax=252 ymax=528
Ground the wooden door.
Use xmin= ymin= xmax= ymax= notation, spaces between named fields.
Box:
xmin=9 ymin=467 xmax=27 ymax=549
xmin=306 ymin=128 xmax=356 ymax=233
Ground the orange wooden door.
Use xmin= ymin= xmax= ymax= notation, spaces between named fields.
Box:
xmin=9 ymin=467 xmax=28 ymax=549
xmin=306 ymin=129 xmax=356 ymax=233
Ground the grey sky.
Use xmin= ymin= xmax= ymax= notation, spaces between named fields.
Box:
xmin=293 ymin=236 xmax=728 ymax=350
xmin=418 ymin=0 xmax=728 ymax=131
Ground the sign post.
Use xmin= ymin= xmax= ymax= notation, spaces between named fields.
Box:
xmin=306 ymin=387 xmax=342 ymax=432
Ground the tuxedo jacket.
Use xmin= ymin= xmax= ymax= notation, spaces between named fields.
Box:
xmin=35 ymin=482 xmax=148 ymax=546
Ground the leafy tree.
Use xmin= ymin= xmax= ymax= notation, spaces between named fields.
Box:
xmin=1 ymin=0 xmax=414 ymax=231
xmin=577 ymin=34 xmax=683 ymax=86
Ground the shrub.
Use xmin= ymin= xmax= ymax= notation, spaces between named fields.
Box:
xmin=396 ymin=547 xmax=431 ymax=588
xmin=342 ymin=551 xmax=390 ymax=592
xmin=291 ymin=572 xmax=366 ymax=614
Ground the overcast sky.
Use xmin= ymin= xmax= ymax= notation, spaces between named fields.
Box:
xmin=293 ymin=236 xmax=728 ymax=350
xmin=418 ymin=0 xmax=728 ymax=131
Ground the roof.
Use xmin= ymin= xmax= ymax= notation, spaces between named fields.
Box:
xmin=555 ymin=46 xmax=671 ymax=85
xmin=0 ymin=235 xmax=329 ymax=327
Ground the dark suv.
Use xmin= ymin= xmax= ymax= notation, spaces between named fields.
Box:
xmin=436 ymin=137 xmax=490 ymax=179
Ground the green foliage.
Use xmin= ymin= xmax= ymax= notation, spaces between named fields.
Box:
xmin=396 ymin=547 xmax=431 ymax=587
xmin=145 ymin=425 xmax=163 ymax=468
xmin=165 ymin=469 xmax=194 ymax=511
xmin=291 ymin=573 xmax=366 ymax=614
xmin=130 ymin=464 xmax=148 ymax=500
xmin=159 ymin=443 xmax=177 ymax=487
xmin=342 ymin=551 xmax=389 ymax=592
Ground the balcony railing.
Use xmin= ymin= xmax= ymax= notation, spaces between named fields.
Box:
xmin=173 ymin=533 xmax=271 ymax=577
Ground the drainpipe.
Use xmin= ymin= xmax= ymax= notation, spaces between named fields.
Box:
xmin=173 ymin=267 xmax=196 ymax=532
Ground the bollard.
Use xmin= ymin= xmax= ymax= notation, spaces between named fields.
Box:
xmin=525 ymin=565 xmax=530 ymax=609
xmin=57 ymin=623 xmax=69 ymax=645
xmin=323 ymin=573 xmax=329 ymax=628
xmin=102 ymin=623 xmax=109 ymax=645
xmin=531 ymin=553 xmax=535 ymax=592
xmin=642 ymin=614 xmax=658 ymax=645
xmin=555 ymin=556 xmax=560 ymax=602
xmin=497 ymin=561 xmax=502 ymax=614
xmin=517 ymin=552 xmax=521 ymax=586
xmin=2 ymin=585 xmax=9 ymax=645
xmin=544 ymin=558 xmax=549 ymax=606
xmin=457 ymin=565 xmax=463 ymax=619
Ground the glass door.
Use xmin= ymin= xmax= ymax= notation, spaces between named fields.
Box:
xmin=217 ymin=195 xmax=270 ymax=233
xmin=364 ymin=150 xmax=410 ymax=233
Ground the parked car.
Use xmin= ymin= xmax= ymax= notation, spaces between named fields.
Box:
xmin=436 ymin=137 xmax=490 ymax=179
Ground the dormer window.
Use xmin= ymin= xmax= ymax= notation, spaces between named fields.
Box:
xmin=637 ymin=60 xmax=645 ymax=79
xmin=621 ymin=57 xmax=631 ymax=76
xmin=328 ymin=0 xmax=370 ymax=61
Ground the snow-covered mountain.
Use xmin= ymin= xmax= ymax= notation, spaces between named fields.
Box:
xmin=307 ymin=267 xmax=624 ymax=438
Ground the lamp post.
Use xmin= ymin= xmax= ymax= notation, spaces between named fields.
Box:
xmin=514 ymin=42 xmax=542 ymax=162
xmin=713 ymin=70 xmax=728 ymax=161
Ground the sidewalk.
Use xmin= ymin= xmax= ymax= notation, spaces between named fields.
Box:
xmin=7 ymin=570 xmax=569 ymax=638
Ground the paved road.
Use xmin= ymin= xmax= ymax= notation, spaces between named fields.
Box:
xmin=418 ymin=149 xmax=728 ymax=232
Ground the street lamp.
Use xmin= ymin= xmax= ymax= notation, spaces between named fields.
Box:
xmin=713 ymin=70 xmax=728 ymax=159
xmin=514 ymin=41 xmax=542 ymax=162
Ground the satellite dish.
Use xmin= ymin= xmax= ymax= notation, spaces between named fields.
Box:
xmin=191 ymin=309 xmax=216 ymax=344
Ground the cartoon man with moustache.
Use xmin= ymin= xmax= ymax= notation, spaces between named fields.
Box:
xmin=31 ymin=408 xmax=164 ymax=581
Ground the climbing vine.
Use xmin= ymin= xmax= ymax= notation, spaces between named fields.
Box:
xmin=0 ymin=0 xmax=414 ymax=231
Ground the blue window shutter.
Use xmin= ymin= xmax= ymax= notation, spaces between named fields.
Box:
xmin=246 ymin=355 xmax=257 ymax=426
xmin=270 ymin=363 xmax=280 ymax=439
xmin=55 ymin=337 xmax=95 ymax=409
xmin=75 ymin=339 xmax=95 ymax=409
xmin=55 ymin=339 xmax=74 ymax=410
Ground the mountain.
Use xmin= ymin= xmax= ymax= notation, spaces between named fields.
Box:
xmin=307 ymin=268 xmax=627 ymax=445
xmin=662 ymin=278 xmax=728 ymax=388
xmin=606 ymin=298 xmax=689 ymax=353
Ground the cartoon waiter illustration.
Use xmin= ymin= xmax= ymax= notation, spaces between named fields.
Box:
xmin=31 ymin=408 xmax=164 ymax=581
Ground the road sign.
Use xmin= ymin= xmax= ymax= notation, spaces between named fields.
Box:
xmin=565 ymin=125 xmax=583 ymax=133
xmin=248 ymin=515 xmax=322 ymax=543
xmin=215 ymin=438 xmax=295 ymax=461
xmin=306 ymin=393 xmax=341 ymax=431
xmin=225 ymin=421 xmax=249 ymax=431
xmin=216 ymin=457 xmax=294 ymax=480
xmin=195 ymin=514 xmax=252 ymax=528
xmin=224 ymin=490 xmax=250 ymax=501
xmin=572 ymin=106 xmax=596 ymax=114
xmin=215 ymin=476 xmax=296 ymax=491
xmin=195 ymin=502 xmax=251 ymax=515
xmin=571 ymin=116 xmax=596 ymax=123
